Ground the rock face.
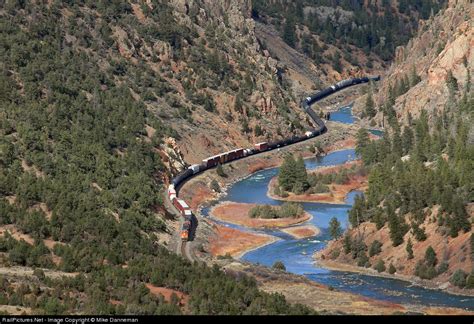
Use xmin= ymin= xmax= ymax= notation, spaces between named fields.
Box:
xmin=147 ymin=0 xmax=315 ymax=167
xmin=359 ymin=0 xmax=473 ymax=125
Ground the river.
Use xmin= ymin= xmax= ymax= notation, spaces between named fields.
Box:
xmin=201 ymin=105 xmax=474 ymax=311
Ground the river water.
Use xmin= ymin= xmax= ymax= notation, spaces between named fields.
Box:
xmin=201 ymin=106 xmax=474 ymax=311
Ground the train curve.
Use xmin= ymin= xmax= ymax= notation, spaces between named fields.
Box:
xmin=167 ymin=76 xmax=380 ymax=261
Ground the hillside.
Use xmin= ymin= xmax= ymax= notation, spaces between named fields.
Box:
xmin=251 ymin=0 xmax=446 ymax=74
xmin=354 ymin=0 xmax=472 ymax=126
xmin=0 ymin=0 xmax=320 ymax=315
xmin=318 ymin=0 xmax=473 ymax=294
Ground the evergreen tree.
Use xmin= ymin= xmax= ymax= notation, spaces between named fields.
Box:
xmin=365 ymin=90 xmax=376 ymax=118
xmin=278 ymin=154 xmax=297 ymax=192
xmin=343 ymin=233 xmax=352 ymax=254
xmin=424 ymin=246 xmax=437 ymax=267
xmin=329 ymin=217 xmax=342 ymax=240
xmin=401 ymin=126 xmax=414 ymax=155
xmin=446 ymin=70 xmax=458 ymax=94
xmin=387 ymin=204 xmax=407 ymax=247
xmin=283 ymin=17 xmax=296 ymax=48
xmin=293 ymin=155 xmax=309 ymax=193
xmin=216 ymin=164 xmax=226 ymax=177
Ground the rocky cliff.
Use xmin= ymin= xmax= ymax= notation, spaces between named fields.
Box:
xmin=354 ymin=0 xmax=473 ymax=125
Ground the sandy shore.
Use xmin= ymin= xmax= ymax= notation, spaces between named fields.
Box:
xmin=208 ymin=223 xmax=280 ymax=259
xmin=281 ymin=225 xmax=321 ymax=239
xmin=210 ymin=201 xmax=312 ymax=229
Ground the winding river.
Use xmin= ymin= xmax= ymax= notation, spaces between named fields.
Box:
xmin=202 ymin=106 xmax=474 ymax=311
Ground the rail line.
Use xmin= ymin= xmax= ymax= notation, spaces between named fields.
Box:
xmin=166 ymin=76 xmax=380 ymax=261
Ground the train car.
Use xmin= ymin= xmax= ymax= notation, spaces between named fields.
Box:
xmin=173 ymin=198 xmax=190 ymax=216
xmin=172 ymin=168 xmax=193 ymax=187
xmin=234 ymin=148 xmax=244 ymax=159
xmin=203 ymin=155 xmax=220 ymax=168
xmin=255 ymin=142 xmax=268 ymax=151
xmin=189 ymin=164 xmax=201 ymax=174
xmin=243 ymin=148 xmax=255 ymax=157
xmin=168 ymin=185 xmax=176 ymax=197
xmin=180 ymin=229 xmax=189 ymax=241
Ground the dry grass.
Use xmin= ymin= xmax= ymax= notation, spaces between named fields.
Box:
xmin=208 ymin=223 xmax=277 ymax=258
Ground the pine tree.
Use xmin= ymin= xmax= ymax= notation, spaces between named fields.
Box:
xmin=424 ymin=246 xmax=437 ymax=267
xmin=365 ymin=90 xmax=376 ymax=118
xmin=283 ymin=17 xmax=296 ymax=48
xmin=278 ymin=154 xmax=297 ymax=191
xmin=401 ymin=126 xmax=414 ymax=155
xmin=355 ymin=128 xmax=370 ymax=159
xmin=329 ymin=217 xmax=342 ymax=240
xmin=343 ymin=233 xmax=352 ymax=254
xmin=387 ymin=204 xmax=406 ymax=247
xmin=446 ymin=70 xmax=458 ymax=94
xmin=293 ymin=155 xmax=309 ymax=193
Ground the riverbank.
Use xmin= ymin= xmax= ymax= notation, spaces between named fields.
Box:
xmin=208 ymin=223 xmax=280 ymax=259
xmin=314 ymin=217 xmax=474 ymax=298
xmin=314 ymin=256 xmax=474 ymax=298
xmin=210 ymin=202 xmax=312 ymax=229
xmin=267 ymin=161 xmax=368 ymax=205
xmin=178 ymin=123 xmax=360 ymax=212
xmin=218 ymin=260 xmax=474 ymax=315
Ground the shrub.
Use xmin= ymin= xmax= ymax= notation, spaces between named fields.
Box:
xmin=450 ymin=269 xmax=467 ymax=288
xmin=216 ymin=164 xmax=226 ymax=177
xmin=388 ymin=263 xmax=396 ymax=274
xmin=272 ymin=261 xmax=286 ymax=271
xmin=465 ymin=273 xmax=474 ymax=289
xmin=369 ymin=240 xmax=383 ymax=257
xmin=357 ymin=252 xmax=370 ymax=268
xmin=374 ymin=260 xmax=386 ymax=273
xmin=437 ymin=262 xmax=449 ymax=275
xmin=424 ymin=246 xmax=437 ymax=267
xmin=330 ymin=249 xmax=340 ymax=259
xmin=415 ymin=261 xmax=437 ymax=280
xmin=210 ymin=180 xmax=221 ymax=193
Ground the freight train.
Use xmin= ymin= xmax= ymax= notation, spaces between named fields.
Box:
xmin=168 ymin=76 xmax=380 ymax=241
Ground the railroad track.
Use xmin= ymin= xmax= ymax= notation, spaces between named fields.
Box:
xmin=166 ymin=76 xmax=381 ymax=263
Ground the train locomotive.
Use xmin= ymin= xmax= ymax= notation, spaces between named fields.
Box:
xmin=168 ymin=76 xmax=380 ymax=241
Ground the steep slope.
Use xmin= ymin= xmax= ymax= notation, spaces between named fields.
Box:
xmin=319 ymin=0 xmax=474 ymax=295
xmin=354 ymin=0 xmax=473 ymax=125
xmin=0 ymin=0 xmax=318 ymax=315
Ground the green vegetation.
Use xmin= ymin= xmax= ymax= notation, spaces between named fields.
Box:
xmin=210 ymin=180 xmax=221 ymax=193
xmin=368 ymin=240 xmax=383 ymax=257
xmin=374 ymin=260 xmax=386 ymax=273
xmin=278 ymin=154 xmax=309 ymax=194
xmin=329 ymin=217 xmax=342 ymax=240
xmin=0 ymin=2 xmax=315 ymax=314
xmin=415 ymin=246 xmax=439 ymax=280
xmin=450 ymin=269 xmax=468 ymax=288
xmin=353 ymin=103 xmax=473 ymax=245
xmin=277 ymin=153 xmax=367 ymax=196
xmin=252 ymin=0 xmax=445 ymax=63
xmin=406 ymin=238 xmax=414 ymax=260
xmin=216 ymin=164 xmax=227 ymax=177
xmin=272 ymin=261 xmax=286 ymax=271
xmin=249 ymin=203 xmax=305 ymax=219
xmin=388 ymin=263 xmax=396 ymax=274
